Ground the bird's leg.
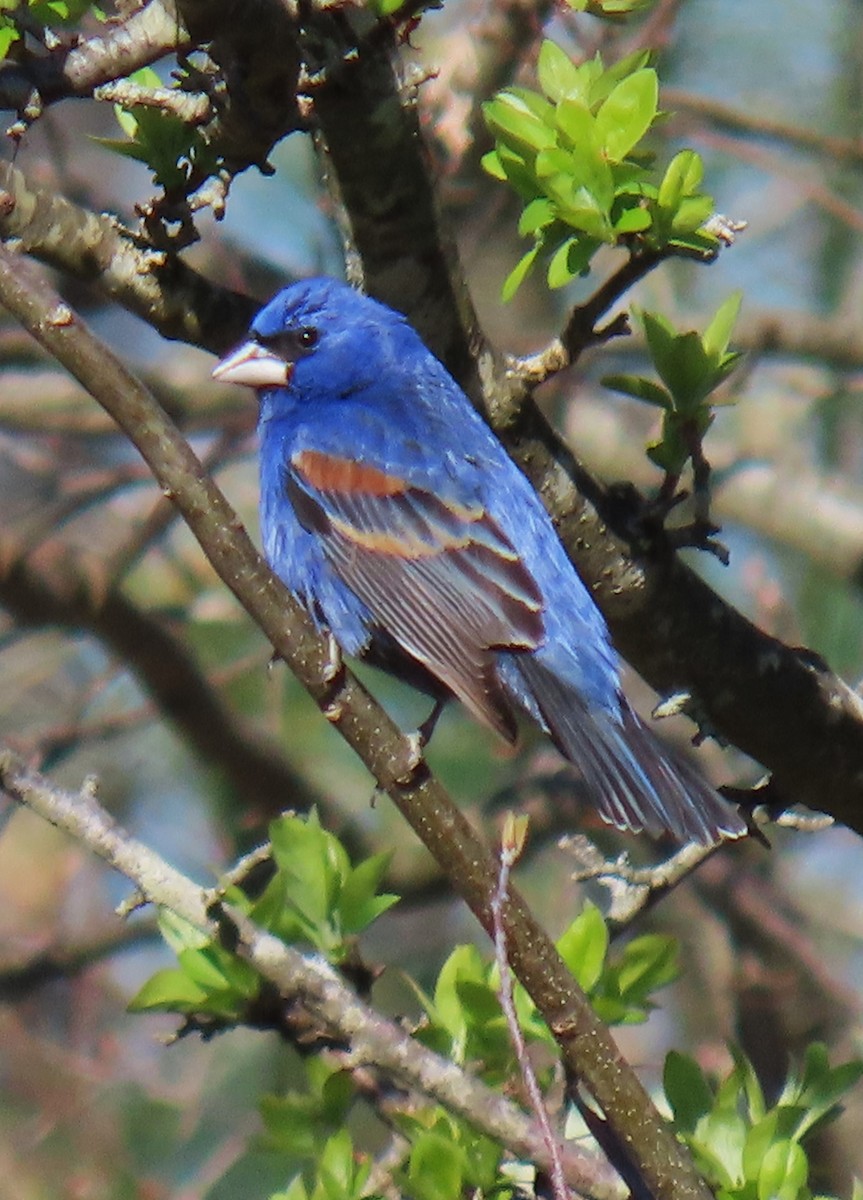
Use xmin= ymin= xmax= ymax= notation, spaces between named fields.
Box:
xmin=416 ymin=696 xmax=448 ymax=748
xmin=387 ymin=700 xmax=448 ymax=788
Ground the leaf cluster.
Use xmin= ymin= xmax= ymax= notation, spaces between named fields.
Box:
xmin=412 ymin=901 xmax=678 ymax=1083
xmin=482 ymin=40 xmax=717 ymax=298
xmin=265 ymin=1073 xmax=512 ymax=1200
xmin=603 ymin=293 xmax=742 ymax=474
xmin=270 ymin=1128 xmax=377 ymax=1200
xmin=130 ymin=809 xmax=398 ymax=1018
xmin=96 ymin=67 xmax=218 ymax=195
xmin=664 ymin=1044 xmax=863 ymax=1200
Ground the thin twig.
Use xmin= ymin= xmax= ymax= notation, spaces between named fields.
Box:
xmin=561 ymin=835 xmax=718 ymax=929
xmin=492 ymin=818 xmax=570 ymax=1200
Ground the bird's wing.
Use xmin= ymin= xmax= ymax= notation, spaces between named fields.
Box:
xmin=287 ymin=449 xmax=545 ymax=740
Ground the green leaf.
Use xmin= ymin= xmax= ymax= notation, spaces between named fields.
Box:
xmin=647 ymin=412 xmax=689 ymax=474
xmin=127 ymin=967 xmax=209 ymax=1012
xmin=657 ymin=149 xmax=703 ymax=212
xmin=407 ymin=1131 xmax=465 ymax=1200
xmin=271 ymin=1181 xmax=308 ymax=1200
xmin=640 ymin=309 xmax=680 ymax=390
xmin=730 ymin=1043 xmax=767 ymax=1123
xmin=156 ymin=908 xmax=209 ymax=956
xmin=555 ymin=97 xmax=596 ymax=151
xmin=432 ymin=944 xmax=487 ymax=1043
xmin=273 ymin=811 xmax=346 ymax=925
xmin=602 ymin=372 xmax=672 ymax=408
xmin=339 ymin=851 xmax=398 ymax=933
xmin=455 ymin=979 xmax=503 ymax=1026
xmin=757 ymin=1140 xmax=808 ymax=1200
xmin=177 ymin=946 xmax=234 ymax=991
xmin=518 ymin=197 xmax=555 ymax=235
xmin=319 ymin=1129 xmax=369 ymax=1200
xmin=601 ymin=48 xmax=653 ymax=93
xmin=0 ymin=23 xmax=19 ymax=59
xmin=702 ymin=291 xmax=742 ymax=362
xmin=556 ymin=186 xmax=614 ymax=240
xmin=547 ymin=236 xmax=580 ymax=288
xmin=483 ymin=93 xmax=556 ymax=156
xmin=615 ymin=933 xmax=679 ymax=998
xmin=742 ymin=1111 xmax=779 ymax=1182
xmin=665 ymin=330 xmax=712 ymax=411
xmin=671 ymin=193 xmax=715 ymax=235
xmin=693 ymin=1106 xmax=747 ymax=1187
xmin=480 ymin=149 xmax=506 ymax=180
xmin=502 ymin=243 xmax=540 ymax=300
xmin=535 ymin=146 xmax=578 ymax=179
xmin=614 ymin=204 xmax=652 ymax=234
xmin=494 ymin=144 xmax=541 ymax=199
xmin=556 ymin=901 xmax=608 ymax=991
xmin=594 ymin=69 xmax=658 ymax=162
xmin=664 ymin=1052 xmax=714 ymax=1133
xmin=537 ymin=40 xmax=580 ymax=102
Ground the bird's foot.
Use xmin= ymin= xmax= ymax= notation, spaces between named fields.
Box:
xmin=390 ymin=730 xmax=425 ymax=786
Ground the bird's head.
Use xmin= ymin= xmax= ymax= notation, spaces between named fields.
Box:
xmin=212 ymin=277 xmax=411 ymax=402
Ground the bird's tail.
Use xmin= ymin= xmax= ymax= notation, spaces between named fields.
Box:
xmin=516 ymin=657 xmax=746 ymax=844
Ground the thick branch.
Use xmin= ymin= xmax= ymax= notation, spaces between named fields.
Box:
xmin=302 ymin=4 xmax=490 ymax=386
xmin=0 ymin=0 xmax=188 ymax=114
xmin=0 ymin=159 xmax=256 ymax=351
xmin=174 ymin=0 xmax=302 ymax=170
xmin=0 ymin=249 xmax=714 ymax=1200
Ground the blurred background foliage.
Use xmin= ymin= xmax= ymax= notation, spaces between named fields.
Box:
xmin=3 ymin=0 xmax=863 ymax=1196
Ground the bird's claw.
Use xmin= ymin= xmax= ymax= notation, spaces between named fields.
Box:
xmin=391 ymin=730 xmax=425 ymax=786
xmin=321 ymin=632 xmax=343 ymax=685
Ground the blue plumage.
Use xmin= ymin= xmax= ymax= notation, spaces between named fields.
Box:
xmin=214 ymin=277 xmax=744 ymax=844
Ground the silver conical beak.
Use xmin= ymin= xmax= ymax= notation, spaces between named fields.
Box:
xmin=212 ymin=340 xmax=293 ymax=388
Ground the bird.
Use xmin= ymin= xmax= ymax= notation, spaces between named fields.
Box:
xmin=213 ymin=277 xmax=745 ymax=844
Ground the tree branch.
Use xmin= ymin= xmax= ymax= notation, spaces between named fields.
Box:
xmin=0 ymin=159 xmax=256 ymax=351
xmin=0 ymin=0 xmax=188 ymax=116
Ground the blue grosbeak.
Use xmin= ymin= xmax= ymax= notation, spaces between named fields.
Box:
xmin=213 ymin=277 xmax=744 ymax=844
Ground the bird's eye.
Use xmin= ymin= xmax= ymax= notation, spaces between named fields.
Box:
xmin=256 ymin=326 xmax=320 ymax=360
xmin=298 ymin=326 xmax=318 ymax=349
